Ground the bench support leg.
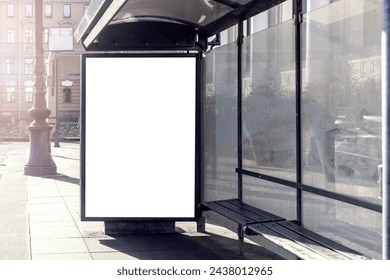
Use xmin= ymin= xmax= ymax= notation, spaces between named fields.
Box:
xmin=237 ymin=224 xmax=244 ymax=256
xmin=197 ymin=216 xmax=206 ymax=233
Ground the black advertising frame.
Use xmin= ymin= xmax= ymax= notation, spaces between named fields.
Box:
xmin=80 ymin=52 xmax=202 ymax=222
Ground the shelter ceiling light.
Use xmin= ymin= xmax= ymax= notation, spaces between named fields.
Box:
xmin=198 ymin=15 xmax=207 ymax=24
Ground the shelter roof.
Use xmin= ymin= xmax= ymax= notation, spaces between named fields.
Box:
xmin=75 ymin=0 xmax=287 ymax=51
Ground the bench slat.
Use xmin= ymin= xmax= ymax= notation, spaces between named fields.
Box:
xmin=247 ymin=223 xmax=329 ymax=260
xmin=278 ymin=221 xmax=369 ymax=260
xmin=216 ymin=200 xmax=271 ymax=223
xmin=225 ymin=199 xmax=285 ymax=222
xmin=201 ymin=201 xmax=256 ymax=225
xmin=260 ymin=222 xmax=351 ymax=260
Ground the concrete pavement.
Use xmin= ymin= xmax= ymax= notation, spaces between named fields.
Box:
xmin=0 ymin=141 xmax=281 ymax=260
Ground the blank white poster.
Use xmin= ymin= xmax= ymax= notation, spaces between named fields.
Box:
xmin=83 ymin=56 xmax=197 ymax=219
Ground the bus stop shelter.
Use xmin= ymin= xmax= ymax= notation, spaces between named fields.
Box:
xmin=75 ymin=0 xmax=389 ymax=260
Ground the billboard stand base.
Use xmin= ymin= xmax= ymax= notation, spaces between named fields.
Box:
xmin=104 ymin=221 xmax=175 ymax=234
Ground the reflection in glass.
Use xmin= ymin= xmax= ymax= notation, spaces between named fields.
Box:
xmin=242 ymin=19 xmax=296 ymax=181
xmin=302 ymin=192 xmax=381 ymax=259
xmin=241 ymin=18 xmax=296 ymax=219
xmin=243 ymin=176 xmax=296 ymax=221
xmin=112 ymin=0 xmax=233 ymax=26
xmin=202 ymin=42 xmax=238 ymax=202
xmin=301 ymin=0 xmax=382 ymax=258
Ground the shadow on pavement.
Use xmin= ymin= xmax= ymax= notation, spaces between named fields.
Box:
xmin=45 ymin=173 xmax=80 ymax=185
xmin=97 ymin=230 xmax=281 ymax=260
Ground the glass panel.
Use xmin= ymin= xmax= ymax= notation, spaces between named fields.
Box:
xmin=303 ymin=0 xmax=331 ymax=13
xmin=251 ymin=0 xmax=293 ymax=35
xmin=301 ymin=0 xmax=382 ymax=259
xmin=113 ymin=0 xmax=233 ymax=26
xmin=302 ymin=192 xmax=381 ymax=259
xmin=202 ymin=42 xmax=238 ymax=201
xmin=74 ymin=0 xmax=106 ymax=41
xmin=301 ymin=0 xmax=382 ymax=200
xmin=242 ymin=19 xmax=296 ymax=181
xmin=243 ymin=177 xmax=296 ymax=220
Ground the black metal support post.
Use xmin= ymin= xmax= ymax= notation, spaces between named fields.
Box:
xmin=294 ymin=0 xmax=303 ymax=224
xmin=237 ymin=20 xmax=244 ymax=256
xmin=382 ymin=0 xmax=390 ymax=260
xmin=237 ymin=21 xmax=244 ymax=202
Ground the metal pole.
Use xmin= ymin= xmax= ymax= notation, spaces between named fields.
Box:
xmin=24 ymin=0 xmax=57 ymax=176
xmin=294 ymin=0 xmax=303 ymax=225
xmin=237 ymin=21 xmax=243 ymax=202
xmin=54 ymin=58 xmax=60 ymax=147
xmin=382 ymin=0 xmax=390 ymax=260
xmin=237 ymin=20 xmax=244 ymax=256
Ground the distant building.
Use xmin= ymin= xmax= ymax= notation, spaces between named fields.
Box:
xmin=0 ymin=0 xmax=90 ymax=127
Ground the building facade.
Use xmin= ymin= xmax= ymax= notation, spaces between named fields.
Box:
xmin=0 ymin=0 xmax=89 ymax=136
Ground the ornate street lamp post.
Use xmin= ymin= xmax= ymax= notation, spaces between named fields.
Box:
xmin=24 ymin=0 xmax=57 ymax=176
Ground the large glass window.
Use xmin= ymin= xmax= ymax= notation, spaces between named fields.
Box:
xmin=301 ymin=0 xmax=382 ymax=259
xmin=202 ymin=39 xmax=238 ymax=202
xmin=199 ymin=0 xmax=382 ymax=259
xmin=241 ymin=14 xmax=296 ymax=219
xmin=242 ymin=20 xmax=296 ymax=180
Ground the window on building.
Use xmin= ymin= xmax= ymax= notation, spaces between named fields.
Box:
xmin=45 ymin=62 xmax=50 ymax=76
xmin=25 ymin=59 xmax=34 ymax=75
xmin=7 ymin=4 xmax=15 ymax=17
xmin=25 ymin=3 xmax=33 ymax=17
xmin=7 ymin=29 xmax=15 ymax=43
xmin=63 ymin=4 xmax=71 ymax=18
xmin=63 ymin=87 xmax=71 ymax=103
xmin=44 ymin=4 xmax=52 ymax=17
xmin=84 ymin=4 xmax=90 ymax=14
xmin=25 ymin=86 xmax=34 ymax=102
xmin=6 ymin=87 xmax=15 ymax=103
xmin=6 ymin=58 xmax=16 ymax=75
xmin=44 ymin=29 xmax=49 ymax=44
xmin=25 ymin=28 xmax=34 ymax=43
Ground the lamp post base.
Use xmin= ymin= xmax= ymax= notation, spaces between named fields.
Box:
xmin=24 ymin=125 xmax=57 ymax=176
xmin=24 ymin=164 xmax=57 ymax=176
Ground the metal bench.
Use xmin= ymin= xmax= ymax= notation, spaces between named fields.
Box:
xmin=199 ymin=199 xmax=285 ymax=255
xmin=199 ymin=199 xmax=370 ymax=259
xmin=200 ymin=199 xmax=285 ymax=225
xmin=245 ymin=221 xmax=370 ymax=259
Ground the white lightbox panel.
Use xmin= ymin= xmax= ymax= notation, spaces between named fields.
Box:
xmin=83 ymin=56 xmax=197 ymax=219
